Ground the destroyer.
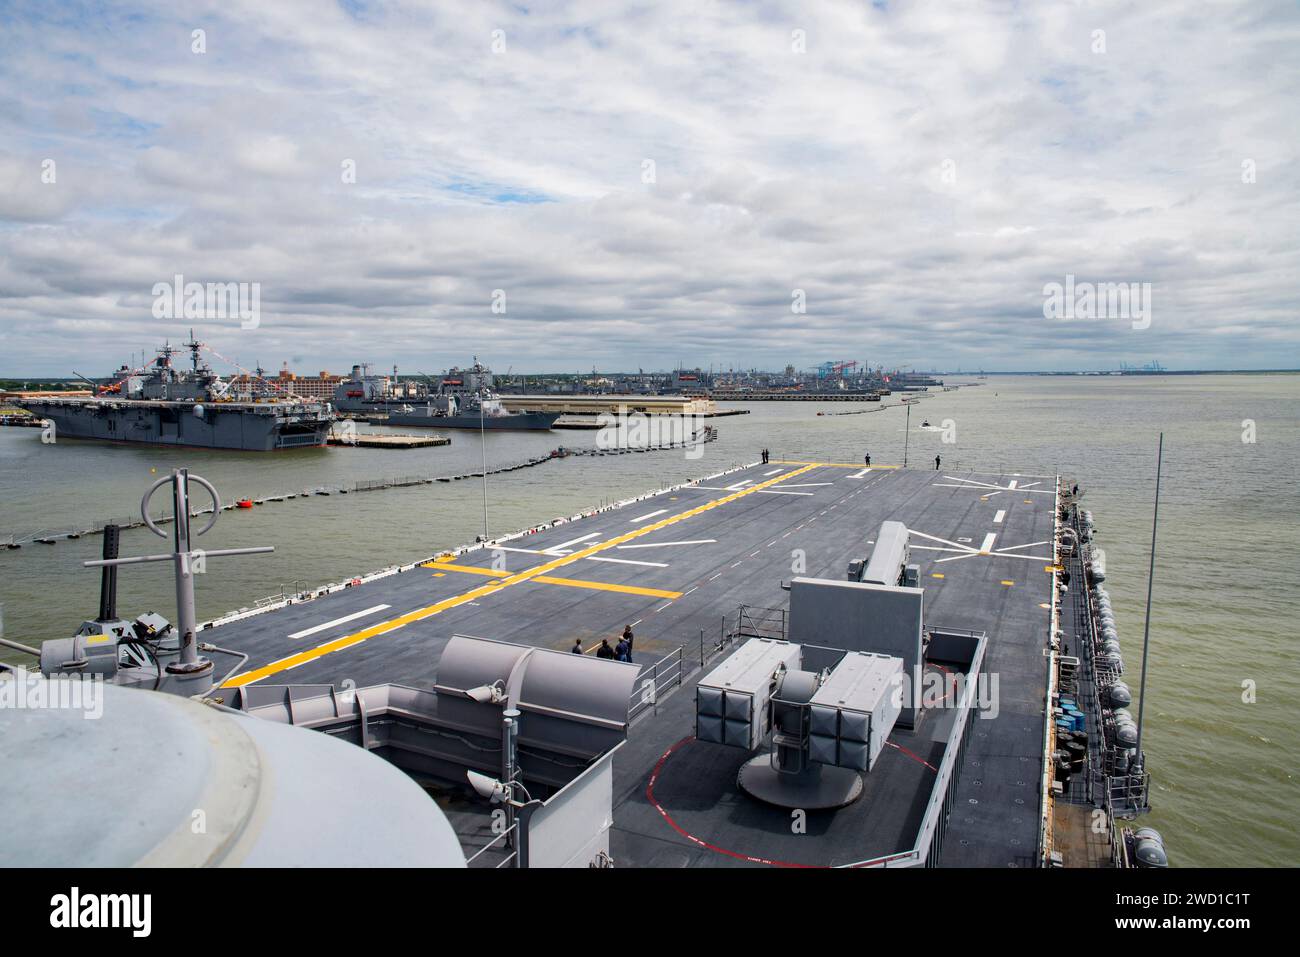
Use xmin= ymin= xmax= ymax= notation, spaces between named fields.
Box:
xmin=15 ymin=338 xmax=333 ymax=451
xmin=350 ymin=359 xmax=559 ymax=431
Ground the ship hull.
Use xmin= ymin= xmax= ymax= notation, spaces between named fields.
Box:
xmin=384 ymin=411 xmax=560 ymax=431
xmin=17 ymin=400 xmax=332 ymax=451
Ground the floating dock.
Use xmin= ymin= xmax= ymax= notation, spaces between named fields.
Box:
xmin=327 ymin=433 xmax=451 ymax=449
xmin=207 ymin=460 xmax=1062 ymax=868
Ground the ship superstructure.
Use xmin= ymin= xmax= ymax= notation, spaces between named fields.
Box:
xmin=16 ymin=338 xmax=334 ymax=451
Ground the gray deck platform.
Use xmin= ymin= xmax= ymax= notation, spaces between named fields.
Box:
xmin=210 ymin=460 xmax=1057 ymax=867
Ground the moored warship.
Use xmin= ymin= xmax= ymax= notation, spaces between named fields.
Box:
xmin=338 ymin=358 xmax=559 ymax=431
xmin=15 ymin=338 xmax=334 ymax=451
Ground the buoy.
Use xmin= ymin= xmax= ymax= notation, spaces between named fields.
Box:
xmin=236 ymin=499 xmax=254 ymax=509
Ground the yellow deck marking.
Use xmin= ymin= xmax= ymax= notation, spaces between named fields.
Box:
xmin=532 ymin=576 xmax=682 ymax=599
xmin=424 ymin=563 xmax=507 ymax=576
xmin=1001 ymin=580 xmax=1015 ymax=586
xmin=931 ymin=573 xmax=945 ymax=579
xmin=431 ymin=572 xmax=445 ymax=578
xmin=223 ymin=463 xmax=819 ymax=688
xmin=430 ymin=563 xmax=680 ymax=598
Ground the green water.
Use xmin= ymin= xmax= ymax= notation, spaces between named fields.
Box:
xmin=2 ymin=374 xmax=1296 ymax=867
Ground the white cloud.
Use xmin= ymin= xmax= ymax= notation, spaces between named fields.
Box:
xmin=0 ymin=0 xmax=1296 ymax=374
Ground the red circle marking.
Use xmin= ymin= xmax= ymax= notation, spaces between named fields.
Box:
xmin=645 ymin=735 xmax=936 ymax=868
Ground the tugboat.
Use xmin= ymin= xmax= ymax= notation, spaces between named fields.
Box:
xmin=15 ymin=337 xmax=334 ymax=451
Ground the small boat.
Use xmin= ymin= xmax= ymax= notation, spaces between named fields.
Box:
xmin=236 ymin=499 xmax=254 ymax=509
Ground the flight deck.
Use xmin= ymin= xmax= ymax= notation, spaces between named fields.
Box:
xmin=208 ymin=460 xmax=1059 ymax=868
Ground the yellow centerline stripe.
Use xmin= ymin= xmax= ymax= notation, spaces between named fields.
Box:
xmin=423 ymin=563 xmax=507 ymax=576
xmin=222 ymin=463 xmax=820 ymax=688
xmin=425 ymin=562 xmax=683 ymax=598
xmin=531 ymin=575 xmax=682 ymax=599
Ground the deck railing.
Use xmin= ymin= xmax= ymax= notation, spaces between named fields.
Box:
xmin=628 ymin=645 xmax=686 ymax=721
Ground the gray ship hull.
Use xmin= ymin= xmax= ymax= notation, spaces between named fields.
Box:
xmin=18 ymin=398 xmax=332 ymax=451
xmin=385 ymin=410 xmax=560 ymax=431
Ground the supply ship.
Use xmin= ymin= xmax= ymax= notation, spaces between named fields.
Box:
xmin=14 ymin=338 xmax=333 ymax=451
xmin=1 ymin=457 xmax=1165 ymax=869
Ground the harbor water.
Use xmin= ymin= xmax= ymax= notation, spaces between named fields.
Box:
xmin=1 ymin=373 xmax=1296 ymax=867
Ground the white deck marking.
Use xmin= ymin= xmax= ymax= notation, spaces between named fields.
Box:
xmin=617 ymin=539 xmax=716 ymax=549
xmin=935 ymin=552 xmax=979 ymax=564
xmin=763 ymin=468 xmax=784 ymax=476
xmin=543 ymin=531 xmax=601 ymax=555
xmin=585 ymin=555 xmax=669 ymax=568
xmin=289 ymin=604 xmax=392 ymax=640
xmin=630 ymin=508 xmax=668 ymax=523
xmin=990 ymin=551 xmax=1056 ymax=562
xmin=993 ymin=510 xmax=1006 ymax=524
xmin=775 ymin=483 xmax=834 ymax=489
xmin=725 ymin=480 xmax=754 ymax=491
xmin=933 ymin=475 xmax=1053 ymax=496
xmin=849 ymin=468 xmax=870 ymax=478
xmin=708 ymin=573 xmax=722 ymax=582
xmin=993 ymin=540 xmax=1051 ymax=552
xmin=758 ymin=490 xmax=814 ymax=496
xmin=494 ymin=545 xmax=547 ymax=555
xmin=979 ymin=533 xmax=998 ymax=554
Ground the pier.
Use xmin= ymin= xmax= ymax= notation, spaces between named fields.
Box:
xmin=497 ymin=394 xmax=716 ymax=415
xmin=328 ymin=432 xmax=451 ymax=449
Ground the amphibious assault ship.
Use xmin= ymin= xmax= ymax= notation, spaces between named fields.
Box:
xmin=336 ymin=359 xmax=559 ymax=431
xmin=15 ymin=339 xmax=333 ymax=451
xmin=1 ymin=457 xmax=1165 ymax=868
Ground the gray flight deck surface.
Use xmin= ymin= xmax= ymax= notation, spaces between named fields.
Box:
xmin=212 ymin=461 xmax=1057 ymax=867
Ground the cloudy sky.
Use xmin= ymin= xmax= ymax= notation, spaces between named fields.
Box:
xmin=1 ymin=0 xmax=1296 ymax=375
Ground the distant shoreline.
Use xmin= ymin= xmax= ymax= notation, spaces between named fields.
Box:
xmin=952 ymin=369 xmax=1300 ymax=377
xmin=3 ymin=368 xmax=1298 ymax=383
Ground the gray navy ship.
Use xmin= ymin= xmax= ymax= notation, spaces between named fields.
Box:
xmin=2 ymin=459 xmax=1167 ymax=870
xmin=337 ymin=358 xmax=560 ymax=431
xmin=15 ymin=338 xmax=334 ymax=451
